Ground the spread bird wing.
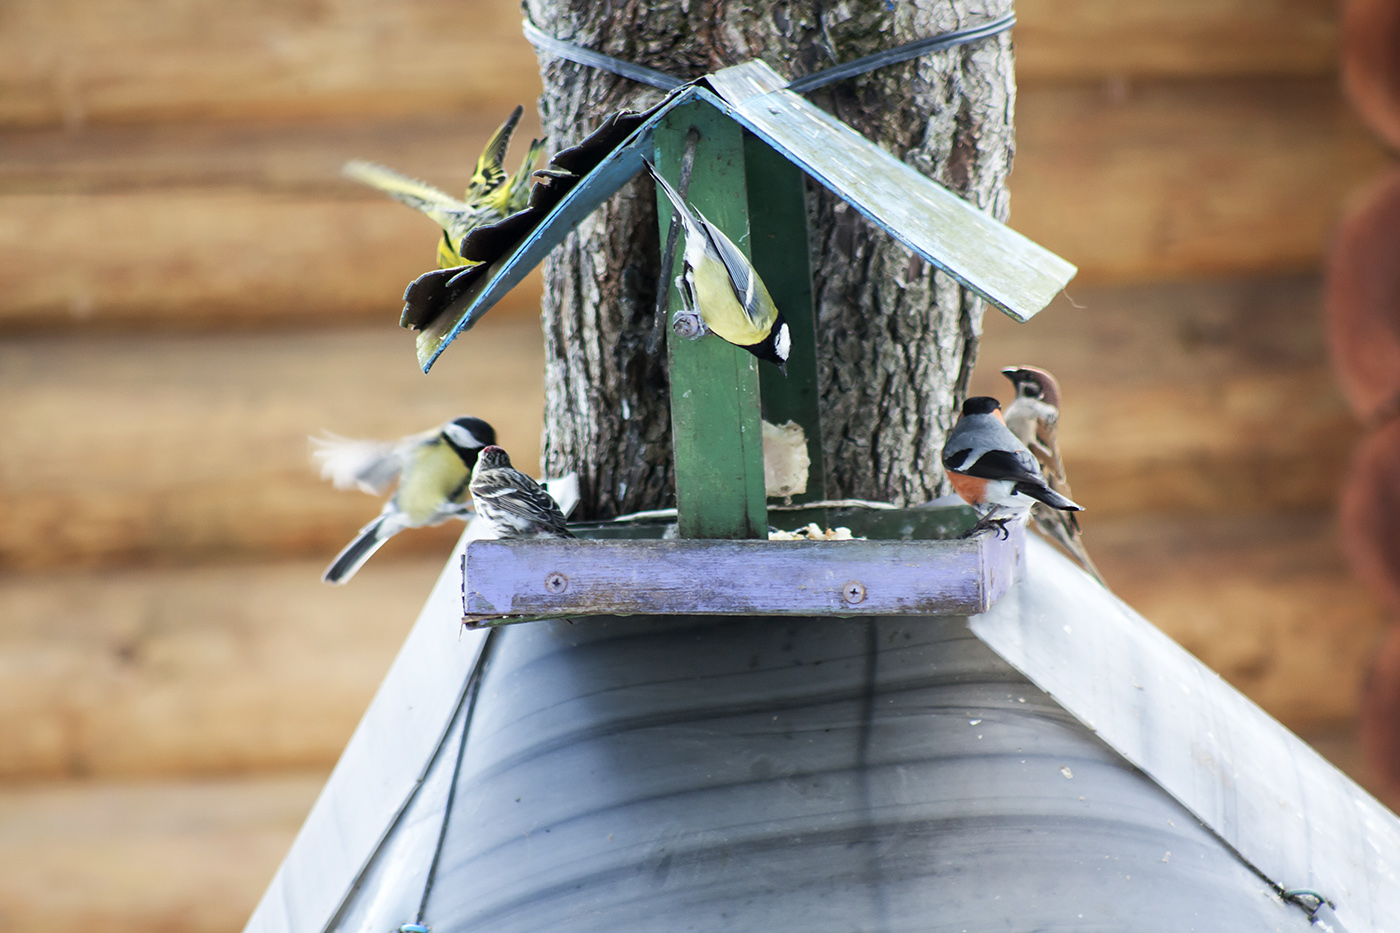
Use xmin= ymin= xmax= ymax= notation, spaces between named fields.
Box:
xmin=466 ymin=105 xmax=523 ymax=202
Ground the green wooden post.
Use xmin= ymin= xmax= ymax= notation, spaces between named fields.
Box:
xmin=654 ymin=102 xmax=767 ymax=539
xmin=745 ymin=133 xmax=827 ymax=506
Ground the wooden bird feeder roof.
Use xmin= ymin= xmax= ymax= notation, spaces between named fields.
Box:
xmin=413 ymin=59 xmax=1075 ymax=373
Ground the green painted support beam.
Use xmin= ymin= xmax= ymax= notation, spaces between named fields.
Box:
xmin=745 ymin=132 xmax=827 ymax=506
xmin=654 ymin=101 xmax=768 ymax=539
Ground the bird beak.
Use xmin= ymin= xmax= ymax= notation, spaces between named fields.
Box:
xmin=778 ymin=361 xmax=788 ymax=378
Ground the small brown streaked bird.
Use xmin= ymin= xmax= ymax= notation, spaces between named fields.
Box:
xmin=1001 ymin=366 xmax=1105 ymax=584
xmin=941 ymin=396 xmax=1082 ymax=539
xmin=468 ymin=446 xmax=575 ymax=540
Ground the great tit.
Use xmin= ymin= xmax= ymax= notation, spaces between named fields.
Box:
xmin=468 ymin=446 xmax=575 ymax=539
xmin=645 ymin=160 xmax=791 ymax=372
xmin=942 ymin=396 xmax=1081 ymax=538
xmin=342 ymin=105 xmax=545 ymax=269
xmin=314 ymin=416 xmax=497 ymax=583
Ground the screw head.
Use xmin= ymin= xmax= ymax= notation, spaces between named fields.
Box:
xmin=842 ymin=581 xmax=866 ymax=605
xmin=544 ymin=572 xmax=569 ymax=594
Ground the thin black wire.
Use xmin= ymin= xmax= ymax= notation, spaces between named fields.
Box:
xmin=521 ymin=14 xmax=1016 ymax=96
xmin=409 ymin=627 xmax=497 ymax=928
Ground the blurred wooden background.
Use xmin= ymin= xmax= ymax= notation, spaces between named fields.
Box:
xmin=0 ymin=1 xmax=1394 ymax=930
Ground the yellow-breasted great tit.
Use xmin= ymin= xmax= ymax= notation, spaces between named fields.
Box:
xmin=313 ymin=416 xmax=497 ymax=583
xmin=342 ymin=105 xmax=545 ymax=269
xmin=645 ymin=160 xmax=791 ymax=373
xmin=468 ymin=446 xmax=575 ymax=540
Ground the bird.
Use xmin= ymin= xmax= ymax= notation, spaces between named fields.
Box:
xmin=644 ymin=160 xmax=791 ymax=373
xmin=342 ymin=105 xmax=545 ymax=269
xmin=468 ymin=446 xmax=575 ymax=539
xmin=941 ymin=396 xmax=1082 ymax=538
xmin=1001 ymin=366 xmax=1105 ymax=583
xmin=314 ymin=416 xmax=497 ymax=583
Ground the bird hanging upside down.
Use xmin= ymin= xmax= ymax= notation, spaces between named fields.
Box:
xmin=941 ymin=396 xmax=1082 ymax=539
xmin=1000 ymin=365 xmax=1105 ymax=584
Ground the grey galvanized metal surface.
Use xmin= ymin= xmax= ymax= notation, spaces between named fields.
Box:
xmin=243 ymin=523 xmax=490 ymax=933
xmin=421 ymin=67 xmax=1075 ymax=370
xmin=336 ymin=610 xmax=1310 ymax=932
xmin=971 ymin=536 xmax=1400 ymax=933
xmin=461 ymin=524 xmax=1023 ymax=626
xmin=706 ymin=60 xmax=1076 ymax=322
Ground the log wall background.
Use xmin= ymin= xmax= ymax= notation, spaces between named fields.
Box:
xmin=0 ymin=1 xmax=1393 ymax=930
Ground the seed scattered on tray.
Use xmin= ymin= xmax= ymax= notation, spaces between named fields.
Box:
xmin=768 ymin=523 xmax=862 ymax=541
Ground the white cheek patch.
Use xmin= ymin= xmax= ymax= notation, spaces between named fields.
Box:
xmin=775 ymin=322 xmax=792 ymax=361
xmin=444 ymin=423 xmax=484 ymax=448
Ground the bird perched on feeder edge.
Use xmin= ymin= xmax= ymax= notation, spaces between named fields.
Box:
xmin=314 ymin=416 xmax=497 ymax=584
xmin=941 ymin=396 xmax=1083 ymax=538
xmin=469 ymin=446 xmax=575 ymax=540
xmin=1001 ymin=366 xmax=1105 ymax=583
xmin=342 ymin=104 xmax=545 ymax=268
xmin=644 ymin=160 xmax=791 ymax=373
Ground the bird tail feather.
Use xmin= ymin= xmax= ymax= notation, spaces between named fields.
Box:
xmin=1015 ymin=481 xmax=1082 ymax=512
xmin=1031 ymin=506 xmax=1106 ymax=586
xmin=323 ymin=516 xmax=390 ymax=584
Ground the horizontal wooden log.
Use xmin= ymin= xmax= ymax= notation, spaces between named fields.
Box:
xmin=463 ymin=526 xmax=1021 ymax=625
xmin=0 ymin=189 xmax=545 ymax=332
xmin=0 ymin=321 xmax=545 ymax=571
xmin=1087 ymin=511 xmax=1389 ymax=731
xmin=0 ymin=0 xmax=1340 ymax=131
xmin=0 ymin=511 xmax=1380 ymax=785
xmin=1009 ymin=77 xmax=1392 ymax=284
xmin=0 ymin=76 xmax=1385 ymax=332
xmin=1014 ymin=0 xmax=1339 ymax=81
xmin=0 ymin=275 xmax=1361 ymax=572
xmin=0 ymin=557 xmax=441 ymax=780
xmin=0 ymin=0 xmax=543 ymax=129
xmin=968 ymin=275 xmax=1361 ymax=517
xmin=0 ymin=772 xmax=322 ymax=933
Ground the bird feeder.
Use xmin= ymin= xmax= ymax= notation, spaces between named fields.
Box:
xmin=406 ymin=60 xmax=1076 ymax=624
xmin=247 ymin=60 xmax=1400 ymax=933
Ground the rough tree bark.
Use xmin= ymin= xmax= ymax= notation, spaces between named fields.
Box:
xmin=526 ymin=0 xmax=1015 ymax=518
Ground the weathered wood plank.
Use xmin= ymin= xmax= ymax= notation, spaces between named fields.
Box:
xmin=0 ymin=0 xmax=542 ymax=128
xmin=0 ymin=189 xmax=544 ymax=332
xmin=709 ymin=62 xmax=1075 ymax=322
xmin=0 ymin=0 xmax=1339 ymax=131
xmin=1014 ymin=0 xmax=1339 ymax=81
xmin=0 ymin=321 xmax=545 ymax=571
xmin=0 ymin=772 xmax=322 ymax=933
xmin=1011 ymin=77 xmax=1391 ymax=283
xmin=462 ymin=528 xmax=1022 ymax=623
xmin=655 ymin=101 xmax=768 ymax=539
xmin=747 ymin=132 xmax=827 ymax=505
xmin=0 ymin=558 xmax=440 ymax=780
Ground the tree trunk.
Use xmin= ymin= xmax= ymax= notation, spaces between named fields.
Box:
xmin=526 ymin=0 xmax=1014 ymax=517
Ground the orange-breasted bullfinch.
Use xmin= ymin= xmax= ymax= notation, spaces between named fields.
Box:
xmin=1002 ymin=366 xmax=1105 ymax=583
xmin=469 ymin=446 xmax=575 ymax=540
xmin=313 ymin=416 xmax=496 ymax=584
xmin=941 ymin=396 xmax=1082 ymax=537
